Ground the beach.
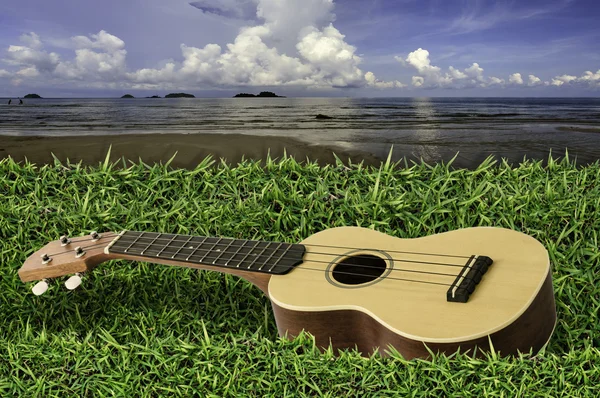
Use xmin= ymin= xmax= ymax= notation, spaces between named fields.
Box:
xmin=2 ymin=97 xmax=600 ymax=169
xmin=0 ymin=133 xmax=383 ymax=168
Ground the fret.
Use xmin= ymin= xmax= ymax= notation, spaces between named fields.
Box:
xmin=225 ymin=240 xmax=248 ymax=266
xmin=236 ymin=240 xmax=260 ymax=268
xmin=157 ymin=234 xmax=178 ymax=257
xmin=258 ymin=242 xmax=283 ymax=271
xmin=107 ymin=231 xmax=306 ymax=275
xmin=185 ymin=236 xmax=209 ymax=261
xmin=123 ymin=231 xmax=144 ymax=253
xmin=140 ymin=233 xmax=162 ymax=255
xmin=198 ymin=237 xmax=222 ymax=263
xmin=171 ymin=235 xmax=194 ymax=259
xmin=212 ymin=238 xmax=235 ymax=265
xmin=267 ymin=244 xmax=293 ymax=272
xmin=246 ymin=242 xmax=272 ymax=270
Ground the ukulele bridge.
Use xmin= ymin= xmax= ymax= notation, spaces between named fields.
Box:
xmin=447 ymin=255 xmax=493 ymax=303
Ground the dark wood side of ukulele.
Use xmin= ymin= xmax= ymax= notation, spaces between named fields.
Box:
xmin=270 ymin=271 xmax=557 ymax=359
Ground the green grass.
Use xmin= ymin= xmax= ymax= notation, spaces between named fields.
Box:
xmin=1 ymin=152 xmax=599 ymax=397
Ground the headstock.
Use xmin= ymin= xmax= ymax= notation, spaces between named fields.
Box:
xmin=19 ymin=231 xmax=118 ymax=295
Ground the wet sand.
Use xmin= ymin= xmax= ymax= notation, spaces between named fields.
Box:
xmin=0 ymin=133 xmax=383 ymax=168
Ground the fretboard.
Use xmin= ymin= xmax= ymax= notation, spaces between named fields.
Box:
xmin=106 ymin=231 xmax=305 ymax=275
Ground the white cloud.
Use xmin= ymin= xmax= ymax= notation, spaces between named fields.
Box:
xmin=411 ymin=76 xmax=424 ymax=87
xmin=578 ymin=70 xmax=600 ymax=86
xmin=16 ymin=66 xmax=39 ymax=78
xmin=550 ymin=74 xmax=577 ymax=86
xmin=393 ymin=55 xmax=405 ymax=64
xmin=488 ymin=76 xmax=505 ymax=85
xmin=71 ymin=30 xmax=126 ymax=52
xmin=464 ymin=63 xmax=484 ymax=81
xmin=3 ymin=29 xmax=127 ymax=84
xmin=296 ymin=25 xmax=364 ymax=87
xmin=5 ymin=42 xmax=60 ymax=73
xmin=405 ymin=48 xmax=441 ymax=75
xmin=448 ymin=66 xmax=467 ymax=80
xmin=400 ymin=50 xmax=491 ymax=88
xmin=528 ymin=74 xmax=542 ymax=86
xmin=19 ymin=32 xmax=42 ymax=50
xmin=365 ymin=71 xmax=404 ymax=89
xmin=0 ymin=69 xmax=11 ymax=78
xmin=257 ymin=0 xmax=335 ymax=48
xmin=508 ymin=72 xmax=523 ymax=85
xmin=545 ymin=70 xmax=600 ymax=88
xmin=397 ymin=47 xmax=600 ymax=91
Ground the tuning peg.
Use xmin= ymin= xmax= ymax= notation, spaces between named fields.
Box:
xmin=74 ymin=246 xmax=86 ymax=258
xmin=41 ymin=253 xmax=52 ymax=264
xmin=65 ymin=273 xmax=82 ymax=290
xmin=60 ymin=235 xmax=71 ymax=246
xmin=32 ymin=279 xmax=49 ymax=296
xmin=90 ymin=231 xmax=101 ymax=241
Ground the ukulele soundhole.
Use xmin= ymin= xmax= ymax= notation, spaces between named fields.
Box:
xmin=326 ymin=251 xmax=390 ymax=288
xmin=333 ymin=255 xmax=386 ymax=285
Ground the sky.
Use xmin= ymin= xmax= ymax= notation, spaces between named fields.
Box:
xmin=0 ymin=0 xmax=599 ymax=97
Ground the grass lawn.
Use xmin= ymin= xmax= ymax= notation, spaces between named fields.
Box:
xmin=1 ymin=152 xmax=599 ymax=396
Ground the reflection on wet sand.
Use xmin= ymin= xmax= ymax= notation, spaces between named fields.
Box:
xmin=409 ymin=97 xmax=442 ymax=163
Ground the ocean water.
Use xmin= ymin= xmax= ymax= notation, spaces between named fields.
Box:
xmin=1 ymin=97 xmax=600 ymax=167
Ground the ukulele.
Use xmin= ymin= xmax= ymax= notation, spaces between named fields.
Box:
xmin=19 ymin=226 xmax=556 ymax=359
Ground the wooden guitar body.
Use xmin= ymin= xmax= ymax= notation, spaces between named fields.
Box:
xmin=268 ymin=227 xmax=556 ymax=358
xmin=19 ymin=226 xmax=556 ymax=359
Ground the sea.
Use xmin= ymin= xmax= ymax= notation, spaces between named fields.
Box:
xmin=1 ymin=97 xmax=600 ymax=168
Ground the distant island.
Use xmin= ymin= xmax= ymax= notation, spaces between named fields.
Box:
xmin=121 ymin=94 xmax=135 ymax=98
xmin=24 ymin=94 xmax=42 ymax=99
xmin=234 ymin=91 xmax=285 ymax=98
xmin=165 ymin=93 xmax=195 ymax=98
xmin=146 ymin=95 xmax=161 ymax=98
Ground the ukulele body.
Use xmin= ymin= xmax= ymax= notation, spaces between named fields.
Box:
xmin=268 ymin=227 xmax=556 ymax=358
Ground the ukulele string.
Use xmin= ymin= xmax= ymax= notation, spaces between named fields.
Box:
xmin=109 ymin=240 xmax=467 ymax=270
xmin=109 ymin=239 xmax=465 ymax=280
xmin=109 ymin=234 xmax=470 ymax=268
xmin=45 ymin=233 xmax=482 ymax=284
xmin=58 ymin=232 xmax=472 ymax=259
xmin=276 ymin=265 xmax=454 ymax=287
xmin=68 ymin=242 xmax=472 ymax=286
xmin=48 ymin=242 xmax=456 ymax=287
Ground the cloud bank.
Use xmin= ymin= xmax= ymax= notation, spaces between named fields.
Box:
xmin=396 ymin=48 xmax=599 ymax=90
xmin=1 ymin=0 xmax=598 ymax=92
xmin=1 ymin=0 xmax=395 ymax=90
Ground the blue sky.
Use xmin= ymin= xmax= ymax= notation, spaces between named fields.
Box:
xmin=0 ymin=0 xmax=598 ymax=97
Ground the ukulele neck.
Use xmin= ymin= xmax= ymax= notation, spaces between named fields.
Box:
xmin=105 ymin=230 xmax=306 ymax=275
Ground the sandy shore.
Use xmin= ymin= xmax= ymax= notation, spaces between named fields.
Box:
xmin=0 ymin=133 xmax=383 ymax=169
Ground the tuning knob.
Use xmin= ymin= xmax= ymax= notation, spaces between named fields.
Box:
xmin=41 ymin=253 xmax=52 ymax=264
xmin=60 ymin=235 xmax=71 ymax=246
xmin=74 ymin=246 xmax=86 ymax=258
xmin=65 ymin=273 xmax=82 ymax=290
xmin=32 ymin=279 xmax=49 ymax=296
xmin=90 ymin=231 xmax=101 ymax=241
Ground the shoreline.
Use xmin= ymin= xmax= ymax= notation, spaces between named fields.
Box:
xmin=0 ymin=133 xmax=384 ymax=169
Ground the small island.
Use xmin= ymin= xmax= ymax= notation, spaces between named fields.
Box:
xmin=165 ymin=93 xmax=195 ymax=98
xmin=145 ymin=95 xmax=161 ymax=98
xmin=24 ymin=94 xmax=42 ymax=99
xmin=234 ymin=91 xmax=285 ymax=98
xmin=121 ymin=94 xmax=135 ymax=99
